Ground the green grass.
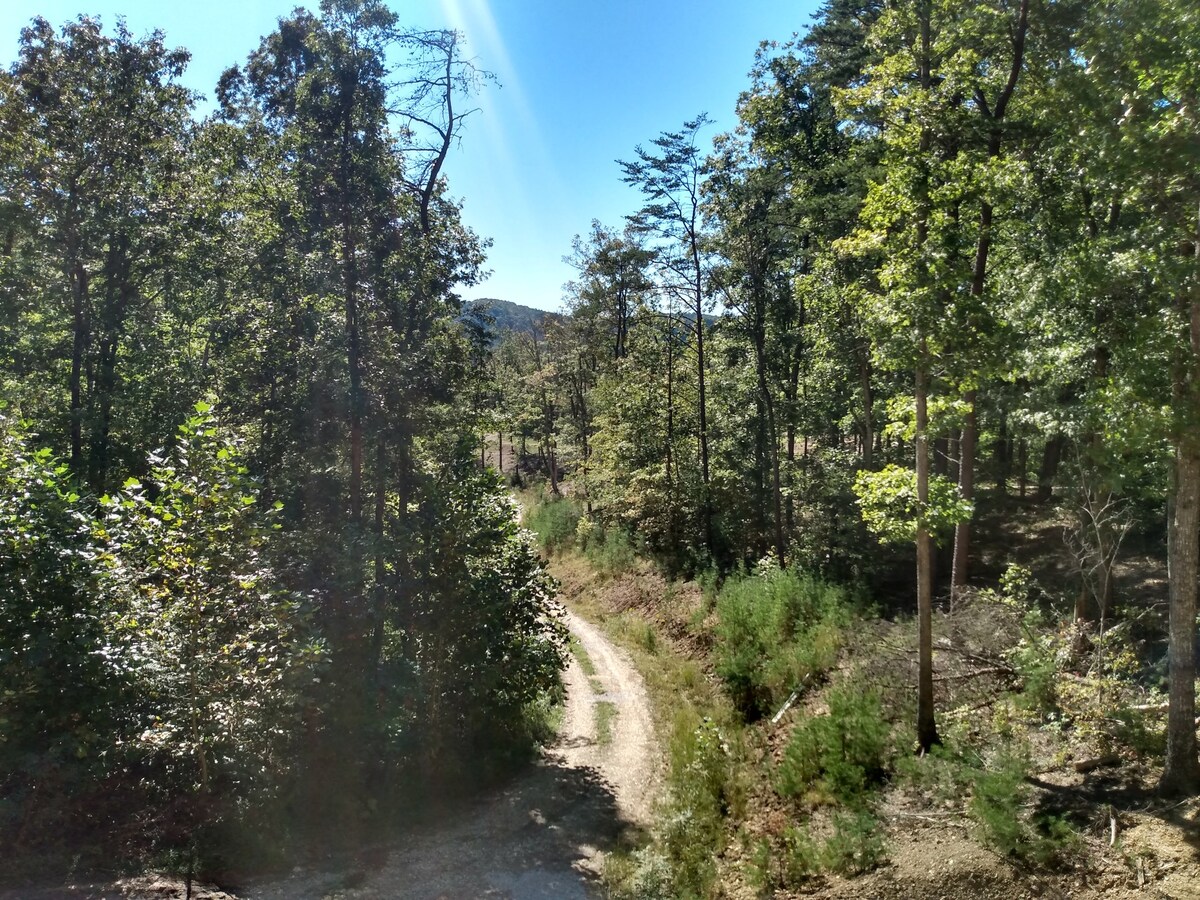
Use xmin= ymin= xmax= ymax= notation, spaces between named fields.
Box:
xmin=595 ymin=700 xmax=618 ymax=746
xmin=568 ymin=635 xmax=597 ymax=676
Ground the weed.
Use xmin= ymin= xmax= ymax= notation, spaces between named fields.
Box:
xmin=778 ymin=810 xmax=884 ymax=883
xmin=968 ymin=746 xmax=1083 ymax=867
xmin=658 ymin=714 xmax=735 ymax=896
xmin=568 ymin=636 xmax=597 ymax=677
xmin=582 ymin=526 xmax=638 ymax=577
xmin=822 ymin=809 xmax=886 ymax=874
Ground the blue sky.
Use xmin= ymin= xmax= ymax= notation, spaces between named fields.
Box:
xmin=2 ymin=1 xmax=819 ymax=311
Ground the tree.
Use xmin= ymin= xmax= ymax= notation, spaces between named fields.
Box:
xmin=620 ymin=115 xmax=718 ymax=556
xmin=0 ymin=16 xmax=195 ymax=491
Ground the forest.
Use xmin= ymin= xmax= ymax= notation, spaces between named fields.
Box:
xmin=0 ymin=0 xmax=566 ymax=882
xmin=1 ymin=0 xmax=1199 ymax=895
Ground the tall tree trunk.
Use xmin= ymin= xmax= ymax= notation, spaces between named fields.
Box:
xmin=951 ymin=0 xmax=1028 ymax=600
xmin=1037 ymin=434 xmax=1064 ymax=502
xmin=369 ymin=437 xmax=387 ymax=690
xmin=1160 ymin=208 xmax=1200 ymax=796
xmin=951 ymin=391 xmax=977 ymax=600
xmin=1163 ymin=426 xmax=1200 ymax=794
xmin=1018 ymin=438 xmax=1028 ymax=498
xmin=754 ymin=326 xmax=786 ymax=564
xmin=694 ymin=280 xmax=713 ymax=553
xmin=345 ymin=213 xmax=363 ymax=525
xmin=916 ymin=348 xmax=940 ymax=752
xmin=69 ymin=257 xmax=88 ymax=478
xmin=914 ymin=0 xmax=939 ymax=753
xmin=665 ymin=315 xmax=676 ymax=545
xmin=993 ymin=412 xmax=1010 ymax=495
xmin=858 ymin=347 xmax=874 ymax=469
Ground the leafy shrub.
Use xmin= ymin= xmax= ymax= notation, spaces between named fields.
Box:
xmin=853 ymin=463 xmax=972 ymax=545
xmin=403 ymin=465 xmax=568 ymax=766
xmin=608 ymin=714 xmax=734 ymax=899
xmin=893 ymin=741 xmax=978 ymax=805
xmin=98 ymin=405 xmax=324 ymax=803
xmin=714 ymin=567 xmax=851 ymax=718
xmin=0 ymin=418 xmax=123 ymax=868
xmin=660 ymin=715 xmax=731 ymax=895
xmin=772 ymin=812 xmax=885 ymax=886
xmin=522 ymin=489 xmax=580 ymax=554
xmin=777 ymin=680 xmax=890 ymax=805
xmin=605 ymin=847 xmax=674 ymax=900
xmin=0 ymin=406 xmax=324 ymax=871
xmin=581 ymin=524 xmax=638 ymax=576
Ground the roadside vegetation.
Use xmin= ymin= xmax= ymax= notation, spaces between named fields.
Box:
xmin=520 ymin=488 xmax=1198 ymax=898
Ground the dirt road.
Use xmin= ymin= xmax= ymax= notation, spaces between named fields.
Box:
xmin=239 ymin=609 xmax=658 ymax=900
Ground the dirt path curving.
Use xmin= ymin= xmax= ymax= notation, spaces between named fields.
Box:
xmin=238 ymin=609 xmax=659 ymax=900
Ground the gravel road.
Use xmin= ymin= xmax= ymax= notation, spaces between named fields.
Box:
xmin=237 ymin=609 xmax=659 ymax=900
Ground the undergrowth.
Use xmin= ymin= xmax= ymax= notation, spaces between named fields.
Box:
xmin=713 ymin=564 xmax=853 ymax=719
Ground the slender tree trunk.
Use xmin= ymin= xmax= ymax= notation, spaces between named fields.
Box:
xmin=1037 ymin=434 xmax=1064 ymax=502
xmin=1160 ymin=207 xmax=1200 ymax=796
xmin=951 ymin=0 xmax=1027 ymax=599
xmin=345 ymin=213 xmax=363 ymax=525
xmin=69 ymin=257 xmax=88 ymax=478
xmin=1018 ymin=438 xmax=1028 ymax=498
xmin=994 ymin=412 xmax=1010 ymax=495
xmin=694 ymin=281 xmax=713 ymax=553
xmin=858 ymin=347 xmax=874 ymax=469
xmin=665 ymin=316 xmax=676 ymax=544
xmin=369 ymin=438 xmax=387 ymax=689
xmin=914 ymin=0 xmax=939 ymax=753
xmin=951 ymin=391 xmax=977 ymax=600
xmin=1163 ymin=430 xmax=1200 ymax=794
xmin=916 ymin=349 xmax=940 ymax=752
xmin=754 ymin=325 xmax=786 ymax=564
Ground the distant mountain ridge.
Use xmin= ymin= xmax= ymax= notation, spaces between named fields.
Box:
xmin=464 ymin=298 xmax=562 ymax=337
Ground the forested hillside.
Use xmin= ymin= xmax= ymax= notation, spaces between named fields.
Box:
xmin=0 ymin=3 xmax=564 ymax=883
xmin=465 ymin=297 xmax=561 ymax=339
xmin=2 ymin=0 xmax=1200 ymax=895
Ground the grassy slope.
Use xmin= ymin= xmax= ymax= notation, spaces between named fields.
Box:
xmin=522 ymin=491 xmax=1199 ymax=899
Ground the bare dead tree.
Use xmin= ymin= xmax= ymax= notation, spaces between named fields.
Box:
xmin=391 ymin=29 xmax=494 ymax=236
xmin=1063 ymin=458 xmax=1133 ymax=631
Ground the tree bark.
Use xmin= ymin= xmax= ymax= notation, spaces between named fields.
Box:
xmin=914 ymin=0 xmax=940 ymax=753
xmin=69 ymin=257 xmax=88 ymax=478
xmin=951 ymin=391 xmax=977 ymax=600
xmin=951 ymin=0 xmax=1028 ymax=600
xmin=1037 ymin=433 xmax=1064 ymax=503
xmin=916 ymin=348 xmax=940 ymax=752
xmin=1160 ymin=207 xmax=1200 ymax=796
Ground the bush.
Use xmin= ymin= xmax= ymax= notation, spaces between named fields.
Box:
xmin=714 ymin=567 xmax=851 ymax=718
xmin=777 ymin=679 xmax=890 ymax=805
xmin=967 ymin=747 xmax=1082 ymax=867
xmin=522 ymin=489 xmax=580 ymax=554
xmin=581 ymin=524 xmax=638 ymax=577
xmin=660 ymin=715 xmax=732 ymax=896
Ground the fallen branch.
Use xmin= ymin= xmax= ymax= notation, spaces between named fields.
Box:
xmin=1074 ymin=753 xmax=1120 ymax=774
xmin=933 ymin=667 xmax=1013 ymax=682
